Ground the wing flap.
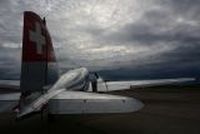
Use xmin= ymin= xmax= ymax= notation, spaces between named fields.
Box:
xmin=48 ymin=91 xmax=144 ymax=114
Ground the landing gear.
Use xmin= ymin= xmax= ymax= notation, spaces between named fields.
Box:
xmin=91 ymin=81 xmax=97 ymax=92
xmin=90 ymin=72 xmax=99 ymax=92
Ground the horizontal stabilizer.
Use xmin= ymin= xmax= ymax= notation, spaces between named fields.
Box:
xmin=48 ymin=91 xmax=144 ymax=114
xmin=0 ymin=93 xmax=20 ymax=113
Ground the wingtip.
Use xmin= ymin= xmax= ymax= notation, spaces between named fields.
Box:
xmin=128 ymin=97 xmax=144 ymax=112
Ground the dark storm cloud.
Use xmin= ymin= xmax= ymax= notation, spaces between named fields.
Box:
xmin=105 ymin=3 xmax=200 ymax=44
xmin=0 ymin=45 xmax=21 ymax=79
xmin=99 ymin=1 xmax=200 ymax=63
xmin=162 ymin=0 xmax=200 ymax=15
xmin=0 ymin=0 xmax=199 ymax=79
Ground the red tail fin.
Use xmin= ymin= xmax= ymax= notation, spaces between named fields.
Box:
xmin=22 ymin=11 xmax=56 ymax=62
xmin=20 ymin=11 xmax=58 ymax=94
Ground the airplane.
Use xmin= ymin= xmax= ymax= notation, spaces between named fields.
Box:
xmin=0 ymin=11 xmax=195 ymax=119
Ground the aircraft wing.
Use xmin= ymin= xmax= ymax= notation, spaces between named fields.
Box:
xmin=48 ymin=91 xmax=144 ymax=114
xmin=0 ymin=80 xmax=20 ymax=92
xmin=95 ymin=78 xmax=195 ymax=92
xmin=0 ymin=91 xmax=144 ymax=115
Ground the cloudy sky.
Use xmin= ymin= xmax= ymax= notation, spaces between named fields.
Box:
xmin=0 ymin=0 xmax=199 ymax=80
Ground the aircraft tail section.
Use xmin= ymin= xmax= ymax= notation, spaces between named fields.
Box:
xmin=20 ymin=11 xmax=59 ymax=97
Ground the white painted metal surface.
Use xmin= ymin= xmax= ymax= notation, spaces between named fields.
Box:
xmin=94 ymin=78 xmax=195 ymax=92
xmin=29 ymin=22 xmax=46 ymax=55
xmin=48 ymin=91 xmax=144 ymax=114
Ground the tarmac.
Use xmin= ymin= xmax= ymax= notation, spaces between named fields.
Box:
xmin=0 ymin=85 xmax=200 ymax=134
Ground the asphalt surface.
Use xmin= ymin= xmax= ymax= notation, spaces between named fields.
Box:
xmin=0 ymin=85 xmax=200 ymax=134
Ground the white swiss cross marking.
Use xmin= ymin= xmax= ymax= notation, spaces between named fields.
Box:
xmin=29 ymin=22 xmax=46 ymax=55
